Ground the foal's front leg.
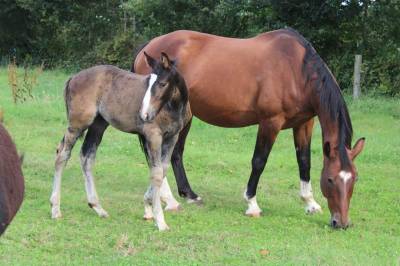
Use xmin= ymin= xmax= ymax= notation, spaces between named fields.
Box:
xmin=143 ymin=133 xmax=169 ymax=231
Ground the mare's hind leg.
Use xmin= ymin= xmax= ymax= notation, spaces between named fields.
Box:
xmin=50 ymin=127 xmax=82 ymax=219
xmin=244 ymin=119 xmax=281 ymax=217
xmin=293 ymin=118 xmax=322 ymax=214
xmin=80 ymin=116 xmax=109 ymax=217
xmin=171 ymin=119 xmax=202 ymax=204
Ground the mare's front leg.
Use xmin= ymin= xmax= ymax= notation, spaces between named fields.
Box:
xmin=143 ymin=133 xmax=169 ymax=231
xmin=244 ymin=119 xmax=281 ymax=217
xmin=293 ymin=118 xmax=322 ymax=214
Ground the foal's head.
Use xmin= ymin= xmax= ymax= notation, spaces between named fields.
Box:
xmin=140 ymin=52 xmax=187 ymax=122
xmin=320 ymin=138 xmax=365 ymax=229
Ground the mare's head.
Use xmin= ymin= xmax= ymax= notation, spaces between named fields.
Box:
xmin=139 ymin=52 xmax=187 ymax=122
xmin=320 ymin=138 xmax=365 ymax=229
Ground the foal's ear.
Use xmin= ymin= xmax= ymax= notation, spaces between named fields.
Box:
xmin=144 ymin=51 xmax=157 ymax=69
xmin=160 ymin=52 xmax=173 ymax=69
xmin=350 ymin=137 xmax=365 ymax=160
xmin=323 ymin=141 xmax=331 ymax=158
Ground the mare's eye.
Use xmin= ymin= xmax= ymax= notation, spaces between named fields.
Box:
xmin=328 ymin=177 xmax=334 ymax=184
xmin=159 ymin=82 xmax=167 ymax=87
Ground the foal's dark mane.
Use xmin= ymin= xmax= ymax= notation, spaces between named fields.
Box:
xmin=284 ymin=27 xmax=353 ymax=167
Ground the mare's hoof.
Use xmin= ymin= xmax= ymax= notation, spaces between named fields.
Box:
xmin=305 ymin=202 xmax=322 ymax=215
xmin=186 ymin=196 xmax=203 ymax=205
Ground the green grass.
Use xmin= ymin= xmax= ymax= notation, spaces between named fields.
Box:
xmin=0 ymin=68 xmax=399 ymax=265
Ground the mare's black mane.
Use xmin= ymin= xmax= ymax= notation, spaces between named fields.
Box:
xmin=284 ymin=27 xmax=353 ymax=167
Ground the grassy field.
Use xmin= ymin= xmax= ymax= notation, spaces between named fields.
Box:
xmin=0 ymin=68 xmax=399 ymax=265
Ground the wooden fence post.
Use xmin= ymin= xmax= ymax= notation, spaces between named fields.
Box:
xmin=353 ymin=54 xmax=362 ymax=99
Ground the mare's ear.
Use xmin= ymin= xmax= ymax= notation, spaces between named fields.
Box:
xmin=160 ymin=52 xmax=173 ymax=69
xmin=350 ymin=138 xmax=365 ymax=160
xmin=144 ymin=51 xmax=157 ymax=69
xmin=323 ymin=141 xmax=331 ymax=158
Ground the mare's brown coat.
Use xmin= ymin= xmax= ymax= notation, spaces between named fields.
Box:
xmin=0 ymin=124 xmax=24 ymax=235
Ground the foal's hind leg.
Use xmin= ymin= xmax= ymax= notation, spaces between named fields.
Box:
xmin=50 ymin=128 xmax=81 ymax=219
xmin=293 ymin=118 xmax=322 ymax=214
xmin=161 ymin=136 xmax=181 ymax=211
xmin=80 ymin=116 xmax=109 ymax=217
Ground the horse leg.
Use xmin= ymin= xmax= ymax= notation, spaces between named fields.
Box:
xmin=293 ymin=118 xmax=322 ymax=214
xmin=143 ymin=134 xmax=169 ymax=231
xmin=143 ymin=136 xmax=180 ymax=218
xmin=171 ymin=119 xmax=202 ymax=204
xmin=80 ymin=116 xmax=109 ymax=217
xmin=244 ymin=119 xmax=281 ymax=217
xmin=161 ymin=136 xmax=181 ymax=211
xmin=50 ymin=127 xmax=81 ymax=219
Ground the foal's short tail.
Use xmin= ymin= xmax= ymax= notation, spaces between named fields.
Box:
xmin=63 ymin=77 xmax=72 ymax=118
xmin=138 ymin=134 xmax=150 ymax=166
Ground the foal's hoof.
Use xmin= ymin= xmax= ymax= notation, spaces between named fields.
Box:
xmin=89 ymin=204 xmax=109 ymax=218
xmin=305 ymin=201 xmax=322 ymax=215
xmin=186 ymin=196 xmax=203 ymax=205
xmin=157 ymin=223 xmax=170 ymax=231
xmin=165 ymin=204 xmax=182 ymax=212
xmin=245 ymin=211 xmax=262 ymax=218
xmin=51 ymin=208 xmax=62 ymax=219
xmin=143 ymin=215 xmax=154 ymax=221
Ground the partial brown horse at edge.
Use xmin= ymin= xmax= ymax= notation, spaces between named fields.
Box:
xmin=133 ymin=28 xmax=365 ymax=228
xmin=0 ymin=123 xmax=24 ymax=236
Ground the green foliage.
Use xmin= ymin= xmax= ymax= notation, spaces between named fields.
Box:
xmin=0 ymin=0 xmax=398 ymax=95
xmin=7 ymin=56 xmax=43 ymax=103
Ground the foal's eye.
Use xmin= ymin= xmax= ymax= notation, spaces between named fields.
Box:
xmin=159 ymin=82 xmax=167 ymax=87
xmin=328 ymin=177 xmax=334 ymax=184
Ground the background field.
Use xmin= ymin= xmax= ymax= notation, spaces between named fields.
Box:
xmin=0 ymin=68 xmax=399 ymax=265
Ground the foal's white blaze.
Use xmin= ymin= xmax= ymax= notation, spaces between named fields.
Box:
xmin=140 ymin=73 xmax=158 ymax=120
xmin=243 ymin=190 xmax=262 ymax=216
xmin=300 ymin=180 xmax=322 ymax=214
xmin=339 ymin=171 xmax=352 ymax=183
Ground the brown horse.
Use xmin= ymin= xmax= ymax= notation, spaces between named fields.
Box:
xmin=50 ymin=53 xmax=191 ymax=230
xmin=0 ymin=123 xmax=24 ymax=236
xmin=132 ymin=28 xmax=365 ymax=228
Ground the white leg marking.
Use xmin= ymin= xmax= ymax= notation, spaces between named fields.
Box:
xmin=149 ymin=167 xmax=169 ymax=231
xmin=300 ymin=180 xmax=322 ymax=214
xmin=339 ymin=170 xmax=352 ymax=183
xmin=81 ymin=153 xmax=108 ymax=218
xmin=160 ymin=176 xmax=181 ymax=211
xmin=143 ymin=186 xmax=154 ymax=220
xmin=243 ymin=190 xmax=262 ymax=217
xmin=50 ymin=148 xmax=70 ymax=219
xmin=140 ymin=73 xmax=157 ymax=120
